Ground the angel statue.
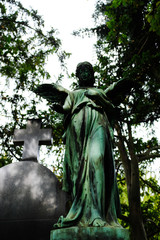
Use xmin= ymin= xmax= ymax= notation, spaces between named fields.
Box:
xmin=34 ymin=61 xmax=132 ymax=228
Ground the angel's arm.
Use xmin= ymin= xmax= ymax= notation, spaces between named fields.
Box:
xmin=85 ymin=88 xmax=115 ymax=111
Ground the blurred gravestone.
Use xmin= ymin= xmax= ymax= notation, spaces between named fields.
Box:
xmin=0 ymin=119 xmax=68 ymax=240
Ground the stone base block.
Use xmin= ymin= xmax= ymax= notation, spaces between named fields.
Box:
xmin=50 ymin=226 xmax=130 ymax=240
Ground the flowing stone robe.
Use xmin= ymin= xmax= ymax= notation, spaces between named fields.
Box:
xmin=56 ymin=87 xmax=121 ymax=228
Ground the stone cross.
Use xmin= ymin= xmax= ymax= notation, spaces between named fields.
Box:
xmin=13 ymin=119 xmax=53 ymax=162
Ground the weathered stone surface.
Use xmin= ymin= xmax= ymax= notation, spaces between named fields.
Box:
xmin=13 ymin=119 xmax=53 ymax=161
xmin=50 ymin=226 xmax=130 ymax=240
xmin=0 ymin=161 xmax=68 ymax=240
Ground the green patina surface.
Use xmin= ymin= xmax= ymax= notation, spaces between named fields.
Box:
xmin=50 ymin=226 xmax=130 ymax=240
xmin=55 ymin=86 xmax=120 ymax=228
xmin=35 ymin=62 xmax=131 ymax=231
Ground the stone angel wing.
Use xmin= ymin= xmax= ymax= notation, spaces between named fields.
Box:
xmin=33 ymin=83 xmax=69 ymax=105
xmin=33 ymin=83 xmax=70 ymax=113
xmin=105 ymin=78 xmax=135 ymax=106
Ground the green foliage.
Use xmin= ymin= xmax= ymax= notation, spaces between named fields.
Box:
xmin=0 ymin=0 xmax=68 ymax=167
xmin=0 ymin=154 xmax=12 ymax=168
xmin=117 ymin=170 xmax=130 ymax=228
xmin=93 ymin=0 xmax=160 ymax=124
xmin=117 ymin=163 xmax=160 ymax=239
xmin=146 ymin=1 xmax=160 ymax=35
xmin=0 ymin=1 xmax=61 ymax=86
xmin=140 ymin=175 xmax=160 ymax=240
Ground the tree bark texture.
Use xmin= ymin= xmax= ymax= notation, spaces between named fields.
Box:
xmin=115 ymin=122 xmax=147 ymax=240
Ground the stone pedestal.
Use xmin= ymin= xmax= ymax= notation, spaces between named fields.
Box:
xmin=50 ymin=226 xmax=130 ymax=240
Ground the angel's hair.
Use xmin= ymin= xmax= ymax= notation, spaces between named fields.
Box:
xmin=76 ymin=61 xmax=95 ymax=81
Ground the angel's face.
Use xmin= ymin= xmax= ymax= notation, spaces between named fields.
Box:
xmin=78 ymin=66 xmax=94 ymax=87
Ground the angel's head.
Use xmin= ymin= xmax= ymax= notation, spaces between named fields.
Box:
xmin=76 ymin=61 xmax=95 ymax=87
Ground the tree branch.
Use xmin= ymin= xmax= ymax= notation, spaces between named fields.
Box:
xmin=137 ymin=145 xmax=160 ymax=161
xmin=140 ymin=177 xmax=160 ymax=193
xmin=143 ymin=145 xmax=160 ymax=155
xmin=138 ymin=154 xmax=160 ymax=162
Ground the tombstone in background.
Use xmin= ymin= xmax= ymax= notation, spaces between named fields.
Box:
xmin=0 ymin=119 xmax=68 ymax=240
xmin=13 ymin=119 xmax=53 ymax=161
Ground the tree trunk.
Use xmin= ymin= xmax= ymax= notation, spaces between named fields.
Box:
xmin=127 ymin=124 xmax=147 ymax=240
xmin=115 ymin=123 xmax=131 ymax=198
xmin=115 ymin=122 xmax=147 ymax=240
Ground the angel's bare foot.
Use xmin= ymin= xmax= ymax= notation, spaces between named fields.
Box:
xmin=92 ymin=218 xmax=106 ymax=227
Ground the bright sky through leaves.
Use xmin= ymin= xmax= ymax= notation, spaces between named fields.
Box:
xmin=20 ymin=0 xmax=97 ymax=87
